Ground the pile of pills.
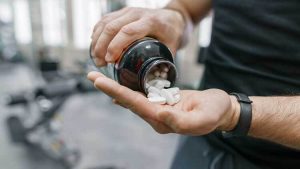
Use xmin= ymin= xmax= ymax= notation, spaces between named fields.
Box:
xmin=145 ymin=64 xmax=181 ymax=105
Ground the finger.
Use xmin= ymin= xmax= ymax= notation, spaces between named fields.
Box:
xmin=91 ymin=8 xmax=131 ymax=60
xmin=92 ymin=7 xmax=130 ymax=35
xmin=94 ymin=12 xmax=141 ymax=63
xmin=87 ymin=71 xmax=104 ymax=82
xmin=93 ymin=73 xmax=158 ymax=119
xmin=106 ymin=18 xmax=153 ymax=62
xmin=112 ymin=99 xmax=128 ymax=109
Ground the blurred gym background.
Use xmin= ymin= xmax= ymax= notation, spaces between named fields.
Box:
xmin=0 ymin=0 xmax=212 ymax=169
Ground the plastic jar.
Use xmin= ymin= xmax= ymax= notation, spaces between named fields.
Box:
xmin=90 ymin=38 xmax=177 ymax=94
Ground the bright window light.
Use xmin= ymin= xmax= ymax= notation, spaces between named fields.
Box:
xmin=13 ymin=0 xmax=32 ymax=44
xmin=198 ymin=14 xmax=213 ymax=47
xmin=73 ymin=0 xmax=107 ymax=49
xmin=40 ymin=0 xmax=66 ymax=46
xmin=0 ymin=2 xmax=13 ymax=23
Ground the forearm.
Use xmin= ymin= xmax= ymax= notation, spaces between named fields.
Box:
xmin=165 ymin=0 xmax=212 ymax=25
xmin=165 ymin=0 xmax=211 ymax=47
xmin=231 ymin=96 xmax=300 ymax=149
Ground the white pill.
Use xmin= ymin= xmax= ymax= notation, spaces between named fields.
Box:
xmin=148 ymin=86 xmax=161 ymax=94
xmin=163 ymin=80 xmax=171 ymax=88
xmin=145 ymin=83 xmax=150 ymax=89
xmin=147 ymin=79 xmax=158 ymax=86
xmin=166 ymin=87 xmax=179 ymax=95
xmin=163 ymin=67 xmax=169 ymax=72
xmin=154 ymin=80 xmax=165 ymax=89
xmin=147 ymin=79 xmax=159 ymax=85
xmin=148 ymin=96 xmax=166 ymax=104
xmin=147 ymin=74 xmax=155 ymax=81
xmin=159 ymin=64 xmax=169 ymax=72
xmin=160 ymin=89 xmax=176 ymax=105
xmin=147 ymin=92 xmax=160 ymax=98
xmin=154 ymin=70 xmax=160 ymax=77
xmin=174 ymin=94 xmax=181 ymax=103
xmin=148 ymin=79 xmax=171 ymax=88
xmin=160 ymin=72 xmax=168 ymax=79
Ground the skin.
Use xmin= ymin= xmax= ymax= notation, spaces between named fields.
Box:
xmin=90 ymin=0 xmax=211 ymax=66
xmin=87 ymin=71 xmax=238 ymax=135
xmin=88 ymin=72 xmax=300 ymax=150
xmin=89 ymin=0 xmax=300 ymax=150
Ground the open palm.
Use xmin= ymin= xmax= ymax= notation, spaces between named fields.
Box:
xmin=88 ymin=71 xmax=236 ymax=135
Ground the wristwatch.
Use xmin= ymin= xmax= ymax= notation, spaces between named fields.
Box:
xmin=222 ymin=92 xmax=253 ymax=138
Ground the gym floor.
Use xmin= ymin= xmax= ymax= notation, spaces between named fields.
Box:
xmin=0 ymin=64 xmax=179 ymax=169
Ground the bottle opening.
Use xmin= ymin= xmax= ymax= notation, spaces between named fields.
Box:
xmin=139 ymin=59 xmax=177 ymax=94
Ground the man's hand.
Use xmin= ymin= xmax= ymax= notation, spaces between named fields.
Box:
xmin=87 ymin=71 xmax=239 ymax=135
xmin=90 ymin=7 xmax=185 ymax=67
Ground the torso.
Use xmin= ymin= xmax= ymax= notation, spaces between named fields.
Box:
xmin=202 ymin=0 xmax=300 ymax=168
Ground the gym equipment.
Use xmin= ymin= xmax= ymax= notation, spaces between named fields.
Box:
xmin=4 ymin=77 xmax=94 ymax=169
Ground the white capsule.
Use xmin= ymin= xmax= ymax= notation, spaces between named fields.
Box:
xmin=147 ymin=92 xmax=160 ymax=98
xmin=148 ymin=86 xmax=161 ymax=94
xmin=160 ymin=72 xmax=168 ymax=79
xmin=154 ymin=70 xmax=160 ymax=77
xmin=163 ymin=80 xmax=171 ymax=88
xmin=160 ymin=89 xmax=176 ymax=105
xmin=166 ymin=87 xmax=180 ymax=95
xmin=148 ymin=96 xmax=166 ymax=104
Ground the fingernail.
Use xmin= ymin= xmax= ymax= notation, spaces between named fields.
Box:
xmin=87 ymin=71 xmax=103 ymax=81
xmin=105 ymin=53 xmax=113 ymax=62
xmin=94 ymin=57 xmax=105 ymax=67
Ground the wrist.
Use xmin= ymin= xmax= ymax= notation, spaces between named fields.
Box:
xmin=218 ymin=95 xmax=241 ymax=131
xmin=164 ymin=4 xmax=193 ymax=48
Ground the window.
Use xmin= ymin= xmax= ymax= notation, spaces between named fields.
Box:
xmin=73 ymin=0 xmax=107 ymax=49
xmin=0 ymin=2 xmax=13 ymax=23
xmin=13 ymin=0 xmax=32 ymax=44
xmin=40 ymin=0 xmax=66 ymax=46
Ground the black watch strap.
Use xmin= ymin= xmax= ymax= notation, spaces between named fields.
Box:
xmin=222 ymin=93 xmax=253 ymax=138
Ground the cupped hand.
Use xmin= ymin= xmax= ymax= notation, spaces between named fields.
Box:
xmin=90 ymin=7 xmax=185 ymax=66
xmin=87 ymin=71 xmax=239 ymax=135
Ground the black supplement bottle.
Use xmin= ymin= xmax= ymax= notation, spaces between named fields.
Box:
xmin=90 ymin=37 xmax=177 ymax=94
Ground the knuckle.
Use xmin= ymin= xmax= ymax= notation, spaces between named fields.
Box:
xmin=101 ymin=13 xmax=110 ymax=20
xmin=106 ymin=45 xmax=116 ymax=56
xmin=128 ymin=95 xmax=145 ymax=113
xmin=104 ymin=23 xmax=118 ymax=35
xmin=98 ymin=21 xmax=107 ymax=28
xmin=146 ymin=14 xmax=160 ymax=24
xmin=115 ymin=85 xmax=126 ymax=96
xmin=120 ymin=25 xmax=137 ymax=36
